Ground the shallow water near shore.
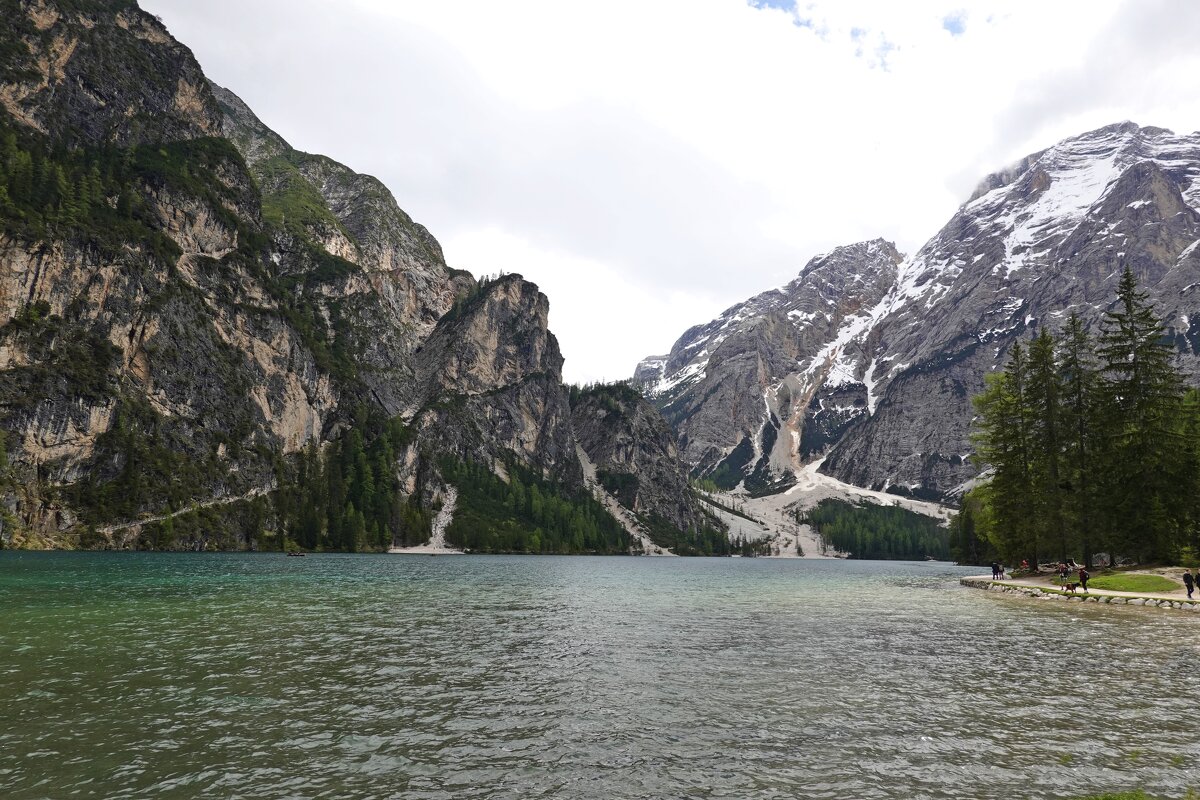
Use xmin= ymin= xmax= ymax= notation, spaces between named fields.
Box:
xmin=1 ymin=553 xmax=1197 ymax=799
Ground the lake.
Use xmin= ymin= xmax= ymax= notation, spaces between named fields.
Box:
xmin=1 ymin=553 xmax=1196 ymax=799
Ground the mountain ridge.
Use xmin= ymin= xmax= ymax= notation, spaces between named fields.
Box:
xmin=638 ymin=121 xmax=1200 ymax=501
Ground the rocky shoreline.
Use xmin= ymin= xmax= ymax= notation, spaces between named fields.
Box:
xmin=961 ymin=577 xmax=1200 ymax=612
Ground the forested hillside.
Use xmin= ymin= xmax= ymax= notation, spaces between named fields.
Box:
xmin=440 ymin=458 xmax=630 ymax=554
xmin=800 ymin=498 xmax=949 ymax=560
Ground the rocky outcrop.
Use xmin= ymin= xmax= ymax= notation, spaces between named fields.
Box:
xmin=407 ymin=275 xmax=582 ymax=493
xmin=208 ymin=82 xmax=472 ymax=417
xmin=571 ymin=382 xmax=716 ymax=537
xmin=0 ymin=1 xmax=223 ymax=145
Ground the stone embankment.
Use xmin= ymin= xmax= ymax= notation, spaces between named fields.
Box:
xmin=962 ymin=577 xmax=1200 ymax=613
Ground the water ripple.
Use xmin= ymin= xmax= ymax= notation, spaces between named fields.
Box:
xmin=1 ymin=553 xmax=1198 ymax=799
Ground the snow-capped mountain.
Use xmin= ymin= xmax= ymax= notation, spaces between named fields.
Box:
xmin=636 ymin=122 xmax=1200 ymax=500
xmin=633 ymin=239 xmax=902 ymax=493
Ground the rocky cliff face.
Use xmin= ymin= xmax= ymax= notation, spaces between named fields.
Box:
xmin=408 ymin=275 xmax=582 ymax=494
xmin=634 ymin=239 xmax=902 ymax=492
xmin=1 ymin=0 xmax=222 ymax=146
xmin=0 ymin=0 xmax=617 ymax=549
xmin=571 ymin=383 xmax=715 ymax=541
xmin=639 ymin=123 xmax=1200 ymax=501
xmin=823 ymin=123 xmax=1200 ymax=498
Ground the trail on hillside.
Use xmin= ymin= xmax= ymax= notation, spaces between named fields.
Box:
xmin=96 ymin=486 xmax=271 ymax=535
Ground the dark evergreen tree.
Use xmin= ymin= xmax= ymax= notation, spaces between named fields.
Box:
xmin=1095 ymin=267 xmax=1185 ymax=563
xmin=950 ymin=487 xmax=998 ymax=566
xmin=972 ymin=341 xmax=1037 ymax=565
xmin=1026 ymin=329 xmax=1067 ymax=560
xmin=1058 ymin=313 xmax=1100 ymax=566
xmin=969 ymin=270 xmax=1195 ymax=567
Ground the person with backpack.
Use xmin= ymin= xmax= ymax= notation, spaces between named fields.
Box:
xmin=1078 ymin=566 xmax=1090 ymax=593
xmin=1184 ymin=570 xmax=1195 ymax=600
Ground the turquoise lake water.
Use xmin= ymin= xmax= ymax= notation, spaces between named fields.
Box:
xmin=1 ymin=553 xmax=1197 ymax=799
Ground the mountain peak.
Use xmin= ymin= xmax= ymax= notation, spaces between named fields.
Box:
xmin=966 ymin=121 xmax=1195 ymax=206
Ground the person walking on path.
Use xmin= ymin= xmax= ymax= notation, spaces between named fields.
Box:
xmin=1078 ymin=566 xmax=1090 ymax=593
xmin=1185 ymin=570 xmax=1195 ymax=600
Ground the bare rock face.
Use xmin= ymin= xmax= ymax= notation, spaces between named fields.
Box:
xmin=570 ymin=383 xmax=712 ymax=535
xmin=409 ymin=275 xmax=582 ymax=491
xmin=0 ymin=1 xmax=223 ymax=145
xmin=634 ymin=239 xmax=902 ymax=491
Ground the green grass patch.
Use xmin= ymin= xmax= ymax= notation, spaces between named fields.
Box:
xmin=1087 ymin=574 xmax=1179 ymax=593
xmin=256 ymin=154 xmax=352 ymax=241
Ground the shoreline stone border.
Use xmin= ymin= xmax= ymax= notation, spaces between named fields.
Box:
xmin=961 ymin=577 xmax=1200 ymax=612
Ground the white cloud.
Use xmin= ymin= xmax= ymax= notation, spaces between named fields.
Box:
xmin=142 ymin=0 xmax=1200 ymax=383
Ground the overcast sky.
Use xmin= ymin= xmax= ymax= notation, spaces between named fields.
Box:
xmin=141 ymin=0 xmax=1200 ymax=384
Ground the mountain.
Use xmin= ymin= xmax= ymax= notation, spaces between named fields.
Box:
xmin=638 ymin=122 xmax=1200 ymax=501
xmin=0 ymin=0 xmax=714 ymax=552
xmin=634 ymin=239 xmax=902 ymax=494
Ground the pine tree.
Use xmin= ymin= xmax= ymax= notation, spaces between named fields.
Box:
xmin=1026 ymin=329 xmax=1066 ymax=560
xmin=1095 ymin=267 xmax=1185 ymax=562
xmin=1181 ymin=390 xmax=1200 ymax=558
xmin=973 ymin=342 xmax=1038 ymax=565
xmin=1057 ymin=313 xmax=1099 ymax=566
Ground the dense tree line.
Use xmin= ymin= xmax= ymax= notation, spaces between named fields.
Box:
xmin=639 ymin=512 xmax=733 ymax=556
xmin=440 ymin=457 xmax=630 ymax=554
xmin=567 ymin=380 xmax=642 ymax=412
xmin=729 ymin=534 xmax=774 ymax=557
xmin=963 ymin=267 xmax=1200 ymax=567
xmin=276 ymin=408 xmax=428 ymax=552
xmin=800 ymin=498 xmax=949 ymax=560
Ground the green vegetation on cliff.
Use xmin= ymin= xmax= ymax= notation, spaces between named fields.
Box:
xmin=441 ymin=457 xmax=629 ymax=554
xmin=256 ymin=153 xmax=351 ymax=241
xmin=0 ymin=300 xmax=120 ymax=412
xmin=568 ymin=381 xmax=642 ymax=414
xmin=0 ymin=430 xmax=14 ymax=546
xmin=276 ymin=409 xmax=428 ymax=552
xmin=68 ymin=395 xmax=241 ymax=528
xmin=639 ymin=512 xmax=736 ymax=556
